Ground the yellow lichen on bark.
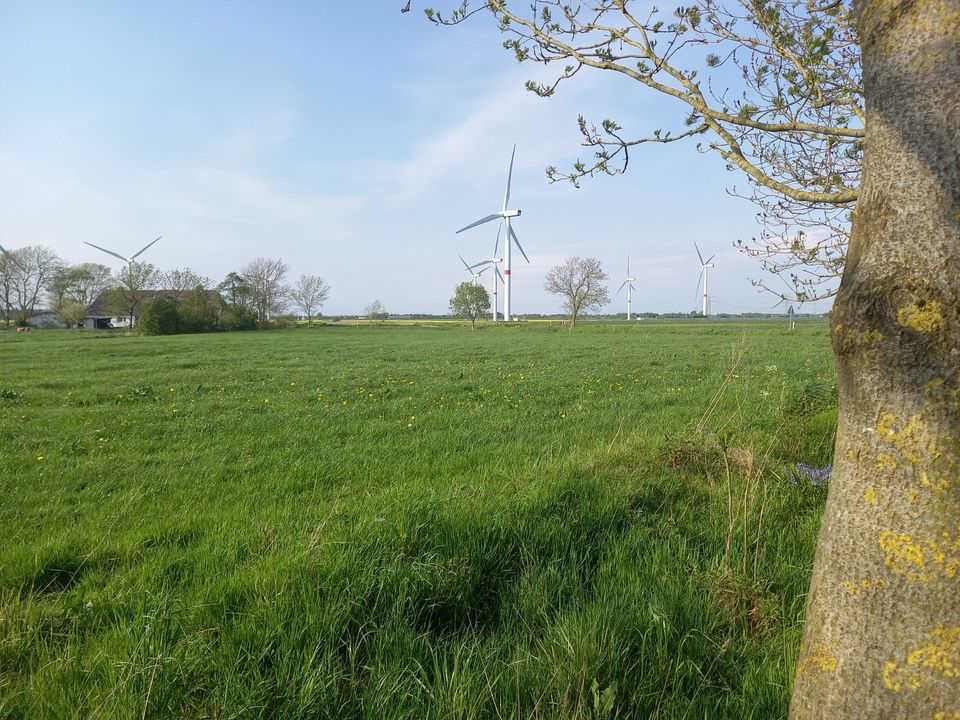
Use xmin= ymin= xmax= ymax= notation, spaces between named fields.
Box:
xmin=832 ymin=323 xmax=885 ymax=352
xmin=875 ymin=452 xmax=898 ymax=470
xmin=875 ymin=411 xmax=954 ymax=492
xmin=897 ymin=300 xmax=946 ymax=333
xmin=864 ymin=488 xmax=879 ymax=504
xmin=883 ymin=625 xmax=960 ymax=695
xmin=843 ymin=576 xmax=885 ymax=595
xmin=879 ymin=529 xmax=960 ymax=582
xmin=908 ymin=626 xmax=960 ymax=678
xmin=799 ymin=644 xmax=839 ymax=678
xmin=883 ymin=660 xmax=926 ymax=692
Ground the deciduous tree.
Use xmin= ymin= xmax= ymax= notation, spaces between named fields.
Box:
xmin=48 ymin=263 xmax=113 ymax=325
xmin=218 ymin=271 xmax=254 ymax=309
xmin=241 ymin=258 xmax=289 ymax=322
xmin=290 ymin=275 xmax=331 ymax=325
xmin=449 ymin=281 xmax=490 ymax=329
xmin=421 ymin=1 xmax=862 ymax=300
xmin=543 ymin=257 xmax=609 ymax=329
xmin=364 ymin=300 xmax=388 ymax=322
xmin=2 ymin=245 xmax=62 ymax=324
xmin=165 ymin=267 xmax=213 ymax=294
xmin=106 ymin=262 xmax=162 ymax=328
xmin=789 ymin=2 xmax=960 ymax=716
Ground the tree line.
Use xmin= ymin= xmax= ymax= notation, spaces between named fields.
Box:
xmin=0 ymin=246 xmax=330 ymax=333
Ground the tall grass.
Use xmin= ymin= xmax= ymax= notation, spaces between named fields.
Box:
xmin=0 ymin=321 xmax=835 ymax=718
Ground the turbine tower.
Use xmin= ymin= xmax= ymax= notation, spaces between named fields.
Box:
xmin=84 ymin=236 xmax=162 ymax=268
xmin=695 ymin=243 xmax=716 ymax=317
xmin=465 ymin=252 xmax=505 ymax=322
xmin=456 ymin=145 xmax=528 ymax=321
xmin=618 ymin=253 xmax=637 ymax=320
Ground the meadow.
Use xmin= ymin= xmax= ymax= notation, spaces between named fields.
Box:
xmin=0 ymin=321 xmax=836 ymax=719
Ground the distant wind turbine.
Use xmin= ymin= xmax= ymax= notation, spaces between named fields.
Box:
xmin=456 ymin=145 xmax=528 ymax=321
xmin=618 ymin=253 xmax=637 ymax=320
xmin=694 ymin=243 xmax=716 ymax=317
xmin=84 ymin=236 xmax=162 ymax=268
xmin=465 ymin=225 xmax=506 ymax=322
xmin=459 ymin=254 xmax=491 ymax=285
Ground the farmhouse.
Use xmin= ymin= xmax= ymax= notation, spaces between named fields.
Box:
xmin=85 ymin=290 xmax=180 ymax=329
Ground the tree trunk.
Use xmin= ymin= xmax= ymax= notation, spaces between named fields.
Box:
xmin=791 ymin=1 xmax=960 ymax=716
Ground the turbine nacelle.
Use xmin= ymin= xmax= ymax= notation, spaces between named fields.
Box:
xmin=84 ymin=236 xmax=162 ymax=265
xmin=502 ymin=209 xmax=521 ymax=218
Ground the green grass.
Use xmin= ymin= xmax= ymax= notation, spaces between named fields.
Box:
xmin=0 ymin=322 xmax=835 ymax=718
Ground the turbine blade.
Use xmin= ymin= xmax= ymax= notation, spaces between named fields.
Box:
xmin=131 ymin=235 xmax=162 ymax=260
xmin=477 ymin=265 xmax=491 ymax=275
xmin=456 ymin=213 xmax=501 ymax=234
xmin=706 ymin=254 xmax=716 ymax=265
xmin=694 ymin=242 xmax=705 ymax=265
xmin=618 ymin=280 xmax=629 ymax=293
xmin=468 ymin=259 xmax=493 ymax=270
xmin=508 ymin=225 xmax=529 ymax=263
xmin=502 ymin=144 xmax=516 ymax=212
xmin=84 ymin=241 xmax=129 ymax=263
xmin=493 ymin=223 xmax=502 ymax=257
xmin=627 ymin=252 xmax=630 ymax=276
xmin=459 ymin=254 xmax=472 ymax=271
xmin=495 ymin=267 xmax=504 ymax=283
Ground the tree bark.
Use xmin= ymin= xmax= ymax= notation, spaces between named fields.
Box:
xmin=791 ymin=1 xmax=960 ymax=717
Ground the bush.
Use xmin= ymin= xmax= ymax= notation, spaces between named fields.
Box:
xmin=139 ymin=297 xmax=181 ymax=335
xmin=179 ymin=288 xmax=223 ymax=333
xmin=221 ymin=307 xmax=257 ymax=331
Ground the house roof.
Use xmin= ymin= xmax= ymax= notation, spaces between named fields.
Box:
xmin=88 ymin=289 xmax=182 ymax=318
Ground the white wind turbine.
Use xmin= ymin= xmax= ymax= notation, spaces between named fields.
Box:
xmin=694 ymin=243 xmax=716 ymax=317
xmin=463 ymin=228 xmax=506 ymax=322
xmin=618 ymin=253 xmax=637 ymax=320
xmin=84 ymin=236 xmax=162 ymax=269
xmin=459 ymin=254 xmax=491 ymax=285
xmin=456 ymin=145 xmax=528 ymax=321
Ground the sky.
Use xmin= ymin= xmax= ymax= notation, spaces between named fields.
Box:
xmin=0 ymin=2 xmax=835 ymax=316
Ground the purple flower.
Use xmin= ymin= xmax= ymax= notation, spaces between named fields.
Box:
xmin=796 ymin=462 xmax=832 ymax=486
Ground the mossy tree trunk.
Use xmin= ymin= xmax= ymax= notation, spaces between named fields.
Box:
xmin=791 ymin=1 xmax=960 ymax=716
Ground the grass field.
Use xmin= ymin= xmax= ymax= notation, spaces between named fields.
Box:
xmin=0 ymin=322 xmax=836 ymax=719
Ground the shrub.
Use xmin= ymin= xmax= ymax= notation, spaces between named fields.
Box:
xmin=221 ymin=307 xmax=257 ymax=331
xmin=139 ymin=297 xmax=181 ymax=335
xmin=179 ymin=288 xmax=223 ymax=333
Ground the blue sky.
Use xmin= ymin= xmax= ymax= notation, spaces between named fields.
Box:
xmin=0 ymin=2 xmax=831 ymax=315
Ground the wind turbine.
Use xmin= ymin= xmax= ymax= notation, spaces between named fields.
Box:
xmin=459 ymin=254 xmax=491 ymax=285
xmin=464 ymin=230 xmax=506 ymax=322
xmin=456 ymin=145 xmax=528 ymax=321
xmin=618 ymin=253 xmax=637 ymax=320
xmin=695 ymin=243 xmax=716 ymax=317
xmin=83 ymin=236 xmax=162 ymax=268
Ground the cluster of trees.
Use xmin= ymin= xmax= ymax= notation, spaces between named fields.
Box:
xmin=0 ymin=247 xmax=331 ymax=333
